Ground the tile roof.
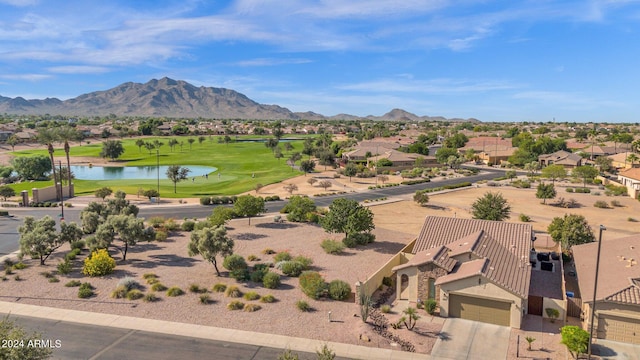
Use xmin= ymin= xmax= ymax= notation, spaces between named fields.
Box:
xmin=413 ymin=216 xmax=533 ymax=298
xmin=435 ymin=259 xmax=487 ymax=286
xmin=392 ymin=246 xmax=456 ymax=272
xmin=573 ymin=234 xmax=640 ymax=305
xmin=619 ymin=168 xmax=640 ymax=181
xmin=538 ymin=150 xmax=582 ymax=165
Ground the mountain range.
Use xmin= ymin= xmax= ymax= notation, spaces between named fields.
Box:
xmin=0 ymin=77 xmax=479 ymax=122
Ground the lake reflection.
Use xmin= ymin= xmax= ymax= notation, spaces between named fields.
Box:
xmin=71 ymin=165 xmax=217 ymax=180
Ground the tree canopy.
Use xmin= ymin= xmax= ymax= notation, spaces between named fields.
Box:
xmin=536 ymin=183 xmax=556 ymax=204
xmin=541 ymin=164 xmax=567 ymax=184
xmin=560 ymin=325 xmax=589 ymax=359
xmin=100 ymin=140 xmax=125 ymax=160
xmin=87 ymin=214 xmax=155 ymax=261
xmin=572 ymin=165 xmax=598 ymax=189
xmin=281 ymin=195 xmax=317 ymax=222
xmin=188 ymin=225 xmax=234 ymax=276
xmin=548 ymin=214 xmax=594 ymax=251
xmin=166 ymin=165 xmax=191 ymax=193
xmin=18 ymin=216 xmax=67 ymax=265
xmin=11 ymin=155 xmax=51 ymax=180
xmin=233 ymin=195 xmax=266 ymax=225
xmin=321 ymin=198 xmax=375 ymax=240
xmin=471 ymin=192 xmax=511 ymax=221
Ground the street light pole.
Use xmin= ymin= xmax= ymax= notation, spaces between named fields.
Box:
xmin=588 ymin=224 xmax=606 ymax=359
xmin=156 ymin=149 xmax=160 ymax=205
xmin=59 ymin=160 xmax=64 ymax=221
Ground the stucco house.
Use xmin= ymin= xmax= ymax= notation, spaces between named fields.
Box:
xmin=391 ymin=216 xmax=534 ymax=328
xmin=538 ymin=150 xmax=583 ymax=169
xmin=573 ymin=234 xmax=640 ymax=344
xmin=618 ymin=168 xmax=640 ymax=199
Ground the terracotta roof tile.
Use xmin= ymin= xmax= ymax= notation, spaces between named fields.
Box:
xmin=605 ymin=284 xmax=640 ymax=305
xmin=392 ymin=246 xmax=456 ymax=272
xmin=435 ymin=259 xmax=487 ymax=286
xmin=413 ymin=216 xmax=533 ymax=298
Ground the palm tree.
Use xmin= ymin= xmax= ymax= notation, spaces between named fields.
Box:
xmin=37 ymin=128 xmax=60 ymax=200
xmin=628 ymin=153 xmax=639 ymax=167
xmin=56 ymin=126 xmax=80 ymax=195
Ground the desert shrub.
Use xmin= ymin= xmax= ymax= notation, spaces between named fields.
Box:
xmin=296 ymin=300 xmax=311 ymax=312
xmin=250 ymin=268 xmax=268 ymax=283
xmin=247 ymin=254 xmax=259 ymax=261
xmin=611 ymin=200 xmax=622 ymax=207
xmin=13 ymin=275 xmax=21 ymax=281
xmin=243 ymin=291 xmax=260 ymax=301
xmin=274 ymin=251 xmax=292 ymax=262
xmin=511 ymin=179 xmax=531 ymax=188
xmin=349 ymin=233 xmax=375 ymax=246
xmin=77 ymin=283 xmax=94 ymax=298
xmin=12 ymin=262 xmax=27 ymax=270
xmin=629 ymin=217 xmax=638 ymax=222
xmin=155 ymin=230 xmax=168 ymax=242
xmin=299 ymin=271 xmax=327 ymax=300
xmin=425 ymin=299 xmax=438 ymax=315
xmin=293 ymin=256 xmax=313 ymax=269
xmin=65 ymin=280 xmax=81 ymax=287
xmin=230 ymin=269 xmax=250 ymax=281
xmin=227 ymin=300 xmax=244 ymax=310
xmin=65 ymin=248 xmax=82 ymax=261
xmin=117 ymin=277 xmax=140 ymax=291
xmin=519 ymin=214 xmax=531 ymax=222
xmin=148 ymin=216 xmax=165 ymax=228
xmin=111 ymin=285 xmax=128 ymax=299
xmin=200 ymin=197 xmax=211 ymax=205
xmin=166 ymin=286 xmax=185 ymax=297
xmin=143 ymin=273 xmax=157 ymax=280
xmin=281 ymin=261 xmax=305 ymax=277
xmin=260 ymin=294 xmax=276 ymax=303
xmin=181 ymin=220 xmax=196 ymax=232
xmin=143 ymin=293 xmax=159 ymax=303
xmin=382 ymin=276 xmax=394 ymax=287
xmin=243 ymin=303 xmax=261 ymax=312
xmin=212 ymin=283 xmax=227 ymax=292
xmin=57 ymin=260 xmax=73 ymax=275
xmin=328 ymin=280 xmax=351 ymax=301
xmin=151 ymin=283 xmax=167 ymax=292
xmin=163 ymin=219 xmax=179 ymax=232
xmin=605 ymin=184 xmax=628 ymax=196
xmin=68 ymin=240 xmax=84 ymax=250
xmin=262 ymin=248 xmax=276 ymax=255
xmin=82 ymin=249 xmax=116 ymax=277
xmin=126 ymin=289 xmax=144 ymax=300
xmin=225 ymin=285 xmax=242 ymax=298
xmin=342 ymin=236 xmax=357 ymax=248
xmin=279 ymin=349 xmax=300 ymax=360
xmin=199 ymin=294 xmax=212 ymax=304
xmin=263 ymin=272 xmax=281 ymax=289
xmin=321 ymin=239 xmax=345 ymax=255
xmin=48 ymin=277 xmax=60 ymax=283
xmin=381 ymin=305 xmax=391 ymax=313
xmin=594 ymin=200 xmax=610 ymax=209
xmin=189 ymin=284 xmax=207 ymax=293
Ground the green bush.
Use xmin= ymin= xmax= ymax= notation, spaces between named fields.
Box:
xmin=281 ymin=261 xmax=305 ymax=277
xmin=155 ymin=230 xmax=168 ymax=242
xmin=342 ymin=236 xmax=357 ymax=248
xmin=321 ymin=239 xmax=345 ymax=254
xmin=243 ymin=291 xmax=261 ymax=301
xmin=166 ymin=287 xmax=184 ymax=297
xmin=48 ymin=277 xmax=60 ymax=283
xmin=212 ymin=283 xmax=227 ymax=292
xmin=611 ymin=200 xmax=623 ymax=207
xmin=274 ymin=251 xmax=292 ymax=262
xmin=247 ymin=254 xmax=259 ymax=261
xmin=250 ymin=268 xmax=268 ymax=283
xmin=230 ymin=269 xmax=250 ymax=281
xmin=82 ymin=249 xmax=116 ymax=277
xmin=225 ymin=285 xmax=242 ymax=298
xmin=70 ymin=240 xmax=85 ymax=250
xmin=566 ymin=187 xmax=574 ymax=193
xmin=328 ymin=280 xmax=351 ymax=301
xmin=12 ymin=262 xmax=27 ymax=270
xmin=151 ymin=283 xmax=167 ymax=292
xmin=126 ymin=289 xmax=144 ymax=300
xmin=223 ymin=254 xmax=248 ymax=271
xmin=262 ymin=248 xmax=276 ymax=255
xmin=243 ymin=303 xmax=261 ymax=312
xmin=425 ymin=299 xmax=437 ymax=315
xmin=382 ymin=276 xmax=393 ymax=287
xmin=57 ymin=260 xmax=73 ymax=275
xmin=163 ymin=219 xmax=179 ymax=231
xmin=296 ymin=300 xmax=311 ymax=312
xmin=77 ymin=283 xmax=94 ymax=298
xmin=199 ymin=294 xmax=212 ymax=304
xmin=260 ymin=294 xmax=276 ymax=303
xmin=111 ymin=285 xmax=128 ymax=299
xmin=605 ymin=184 xmax=628 ymax=196
xmin=594 ymin=200 xmax=610 ymax=209
xmin=299 ymin=271 xmax=327 ymax=300
xmin=519 ymin=214 xmax=531 ymax=222
xmin=292 ymin=256 xmax=313 ymax=269
xmin=143 ymin=293 xmax=159 ymax=302
xmin=200 ymin=197 xmax=211 ymax=205
xmin=263 ymin=272 xmax=281 ymax=289
xmin=380 ymin=305 xmax=391 ymax=313
xmin=65 ymin=248 xmax=82 ymax=261
xmin=189 ymin=284 xmax=207 ymax=293
xmin=227 ymin=300 xmax=244 ymax=310
xmin=181 ymin=220 xmax=196 ymax=232
xmin=65 ymin=280 xmax=81 ymax=287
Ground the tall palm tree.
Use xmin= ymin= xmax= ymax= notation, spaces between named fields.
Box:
xmin=37 ymin=128 xmax=60 ymax=201
xmin=628 ymin=153 xmax=639 ymax=168
xmin=56 ymin=126 xmax=80 ymax=195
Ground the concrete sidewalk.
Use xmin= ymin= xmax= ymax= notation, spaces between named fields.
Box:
xmin=0 ymin=301 xmax=430 ymax=360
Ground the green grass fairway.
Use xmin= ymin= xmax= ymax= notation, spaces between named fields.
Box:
xmin=11 ymin=136 xmax=307 ymax=198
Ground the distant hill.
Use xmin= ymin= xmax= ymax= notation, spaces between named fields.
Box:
xmin=0 ymin=77 xmax=480 ymax=122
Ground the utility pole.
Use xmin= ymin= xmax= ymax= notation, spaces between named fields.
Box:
xmin=588 ymin=225 xmax=607 ymax=359
xmin=59 ymin=161 xmax=64 ymax=221
xmin=156 ymin=149 xmax=160 ymax=205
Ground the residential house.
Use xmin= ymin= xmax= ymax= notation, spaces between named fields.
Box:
xmin=461 ymin=137 xmax=513 ymax=153
xmin=538 ymin=150 xmax=583 ymax=169
xmin=391 ymin=216 xmax=534 ymax=328
xmin=608 ymin=152 xmax=640 ymax=171
xmin=477 ymin=147 xmax=517 ymax=165
xmin=367 ymin=149 xmax=438 ymax=170
xmin=618 ymin=168 xmax=640 ymax=199
xmin=573 ymin=234 xmax=640 ymax=344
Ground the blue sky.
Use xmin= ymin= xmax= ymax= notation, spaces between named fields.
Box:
xmin=0 ymin=0 xmax=639 ymax=122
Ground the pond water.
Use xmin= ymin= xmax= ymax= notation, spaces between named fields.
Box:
xmin=70 ymin=165 xmax=217 ymax=181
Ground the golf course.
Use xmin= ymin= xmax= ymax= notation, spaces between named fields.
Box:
xmin=7 ymin=136 xmax=309 ymax=198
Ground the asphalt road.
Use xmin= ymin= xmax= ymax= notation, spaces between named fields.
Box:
xmin=5 ymin=314 xmax=347 ymax=360
xmin=0 ymin=166 xmax=505 ymax=257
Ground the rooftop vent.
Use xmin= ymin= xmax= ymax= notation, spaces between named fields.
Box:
xmin=626 ymin=259 xmax=637 ymax=268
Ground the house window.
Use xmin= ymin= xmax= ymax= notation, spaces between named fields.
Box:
xmin=428 ymin=278 xmax=436 ymax=300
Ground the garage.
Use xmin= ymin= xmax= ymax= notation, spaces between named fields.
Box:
xmin=449 ymin=294 xmax=511 ymax=327
xmin=598 ymin=314 xmax=640 ymax=344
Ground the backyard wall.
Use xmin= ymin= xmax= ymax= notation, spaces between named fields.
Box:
xmin=32 ymin=183 xmax=74 ymax=203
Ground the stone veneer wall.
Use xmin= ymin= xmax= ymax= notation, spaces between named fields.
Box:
xmin=417 ymin=264 xmax=447 ymax=304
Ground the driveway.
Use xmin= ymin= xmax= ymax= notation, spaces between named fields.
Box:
xmin=592 ymin=339 xmax=640 ymax=359
xmin=431 ymin=318 xmax=511 ymax=360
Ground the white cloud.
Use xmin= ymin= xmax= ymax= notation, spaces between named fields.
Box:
xmin=338 ymin=77 xmax=519 ymax=94
xmin=47 ymin=66 xmax=111 ymax=74
xmin=234 ymin=58 xmax=312 ymax=67
xmin=0 ymin=73 xmax=51 ymax=81
xmin=0 ymin=0 xmax=38 ymax=6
